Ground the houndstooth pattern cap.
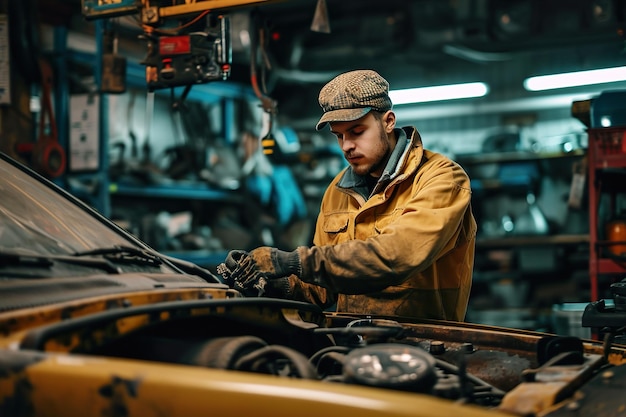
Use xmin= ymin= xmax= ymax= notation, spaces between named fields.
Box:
xmin=315 ymin=70 xmax=393 ymax=130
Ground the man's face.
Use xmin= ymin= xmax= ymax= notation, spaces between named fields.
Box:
xmin=329 ymin=111 xmax=396 ymax=177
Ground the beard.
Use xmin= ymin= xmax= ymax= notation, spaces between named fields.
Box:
xmin=350 ymin=124 xmax=392 ymax=177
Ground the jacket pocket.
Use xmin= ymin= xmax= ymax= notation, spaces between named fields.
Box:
xmin=320 ymin=213 xmax=350 ymax=244
xmin=323 ymin=213 xmax=349 ymax=233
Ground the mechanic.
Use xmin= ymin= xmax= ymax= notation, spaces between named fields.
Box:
xmin=219 ymin=69 xmax=477 ymax=321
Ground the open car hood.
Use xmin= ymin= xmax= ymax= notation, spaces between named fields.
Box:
xmin=2 ymin=287 xmax=626 ymax=417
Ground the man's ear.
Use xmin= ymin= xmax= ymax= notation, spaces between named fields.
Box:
xmin=383 ymin=110 xmax=396 ymax=133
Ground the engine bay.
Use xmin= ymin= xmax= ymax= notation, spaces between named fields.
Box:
xmin=16 ymin=296 xmax=626 ymax=416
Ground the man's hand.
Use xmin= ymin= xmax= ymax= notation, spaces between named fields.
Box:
xmin=217 ymin=250 xmax=268 ymax=297
xmin=218 ymin=249 xmax=294 ymax=298
xmin=248 ymin=247 xmax=302 ymax=278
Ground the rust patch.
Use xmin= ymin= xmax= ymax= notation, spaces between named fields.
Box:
xmin=98 ymin=375 xmax=142 ymax=417
xmin=0 ymin=350 xmax=43 ymax=417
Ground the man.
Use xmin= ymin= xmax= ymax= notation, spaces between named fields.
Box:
xmin=219 ymin=69 xmax=476 ymax=321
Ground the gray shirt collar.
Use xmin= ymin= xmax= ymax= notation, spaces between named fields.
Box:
xmin=337 ymin=128 xmax=411 ymax=200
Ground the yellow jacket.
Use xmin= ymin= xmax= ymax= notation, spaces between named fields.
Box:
xmin=289 ymin=127 xmax=476 ymax=321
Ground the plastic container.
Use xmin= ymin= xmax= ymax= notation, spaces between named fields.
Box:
xmin=552 ymin=303 xmax=591 ymax=339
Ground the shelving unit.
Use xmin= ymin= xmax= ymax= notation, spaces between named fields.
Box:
xmin=587 ymin=127 xmax=626 ymax=301
xmin=458 ymin=149 xmax=590 ymax=330
xmin=55 ymin=24 xmax=263 ymax=269
xmin=109 ymin=182 xmax=245 ymax=268
xmin=477 ymin=234 xmax=589 ymax=248
xmin=111 ymin=182 xmax=243 ymax=203
xmin=457 ymin=149 xmax=587 ymax=240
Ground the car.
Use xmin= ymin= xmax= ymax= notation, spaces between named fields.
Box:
xmin=1 ymin=150 xmax=626 ymax=417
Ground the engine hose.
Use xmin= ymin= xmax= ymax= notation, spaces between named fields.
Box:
xmin=314 ymin=351 xmax=348 ymax=379
xmin=233 ymin=345 xmax=318 ymax=379
xmin=309 ymin=345 xmax=351 ymax=366
xmin=190 ymin=336 xmax=268 ymax=369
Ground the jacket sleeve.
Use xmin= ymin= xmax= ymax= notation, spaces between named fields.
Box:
xmin=287 ymin=274 xmax=337 ymax=309
xmin=296 ymin=157 xmax=474 ymax=295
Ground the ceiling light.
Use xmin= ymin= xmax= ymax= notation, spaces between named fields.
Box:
xmin=392 ymin=92 xmax=596 ymax=121
xmin=523 ymin=66 xmax=626 ymax=91
xmin=389 ymin=82 xmax=489 ymax=105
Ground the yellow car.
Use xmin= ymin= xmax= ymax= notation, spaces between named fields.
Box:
xmin=1 ymin=151 xmax=625 ymax=417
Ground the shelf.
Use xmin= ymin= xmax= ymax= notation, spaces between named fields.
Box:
xmin=164 ymin=250 xmax=228 ymax=268
xmin=457 ymin=149 xmax=585 ymax=165
xmin=477 ymin=234 xmax=589 ymax=248
xmin=68 ymin=50 xmax=257 ymax=102
xmin=471 ymin=176 xmax=535 ymax=191
xmin=110 ymin=183 xmax=243 ymax=203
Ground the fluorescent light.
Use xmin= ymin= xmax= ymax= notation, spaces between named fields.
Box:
xmin=393 ymin=92 xmax=596 ymax=121
xmin=524 ymin=66 xmax=626 ymax=91
xmin=389 ymin=82 xmax=489 ymax=105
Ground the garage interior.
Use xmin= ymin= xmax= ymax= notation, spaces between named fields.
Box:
xmin=1 ymin=0 xmax=626 ymax=334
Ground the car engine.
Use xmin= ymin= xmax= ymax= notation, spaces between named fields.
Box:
xmin=17 ymin=291 xmax=626 ymax=417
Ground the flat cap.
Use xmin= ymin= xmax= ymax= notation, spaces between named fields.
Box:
xmin=316 ymin=70 xmax=393 ymax=130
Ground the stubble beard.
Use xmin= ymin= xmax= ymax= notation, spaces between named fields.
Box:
xmin=362 ymin=126 xmax=392 ymax=177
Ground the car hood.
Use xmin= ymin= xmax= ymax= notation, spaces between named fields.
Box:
xmin=1 ymin=288 xmax=626 ymax=417
xmin=0 ymin=271 xmax=232 ymax=312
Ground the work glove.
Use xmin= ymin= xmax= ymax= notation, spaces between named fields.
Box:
xmin=247 ymin=246 xmax=302 ymax=279
xmin=217 ymin=250 xmax=266 ymax=296
xmin=217 ymin=249 xmax=292 ymax=298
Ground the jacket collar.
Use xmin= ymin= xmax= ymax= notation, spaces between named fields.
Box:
xmin=337 ymin=126 xmax=423 ymax=199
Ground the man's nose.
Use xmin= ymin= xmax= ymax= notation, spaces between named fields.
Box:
xmin=341 ymin=138 xmax=355 ymax=152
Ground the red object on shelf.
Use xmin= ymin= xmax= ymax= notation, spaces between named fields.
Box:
xmin=606 ymin=217 xmax=626 ymax=256
xmin=587 ymin=127 xmax=626 ymax=302
xmin=590 ymin=128 xmax=626 ymax=159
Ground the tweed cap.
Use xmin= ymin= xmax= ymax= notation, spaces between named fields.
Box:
xmin=316 ymin=70 xmax=393 ymax=130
